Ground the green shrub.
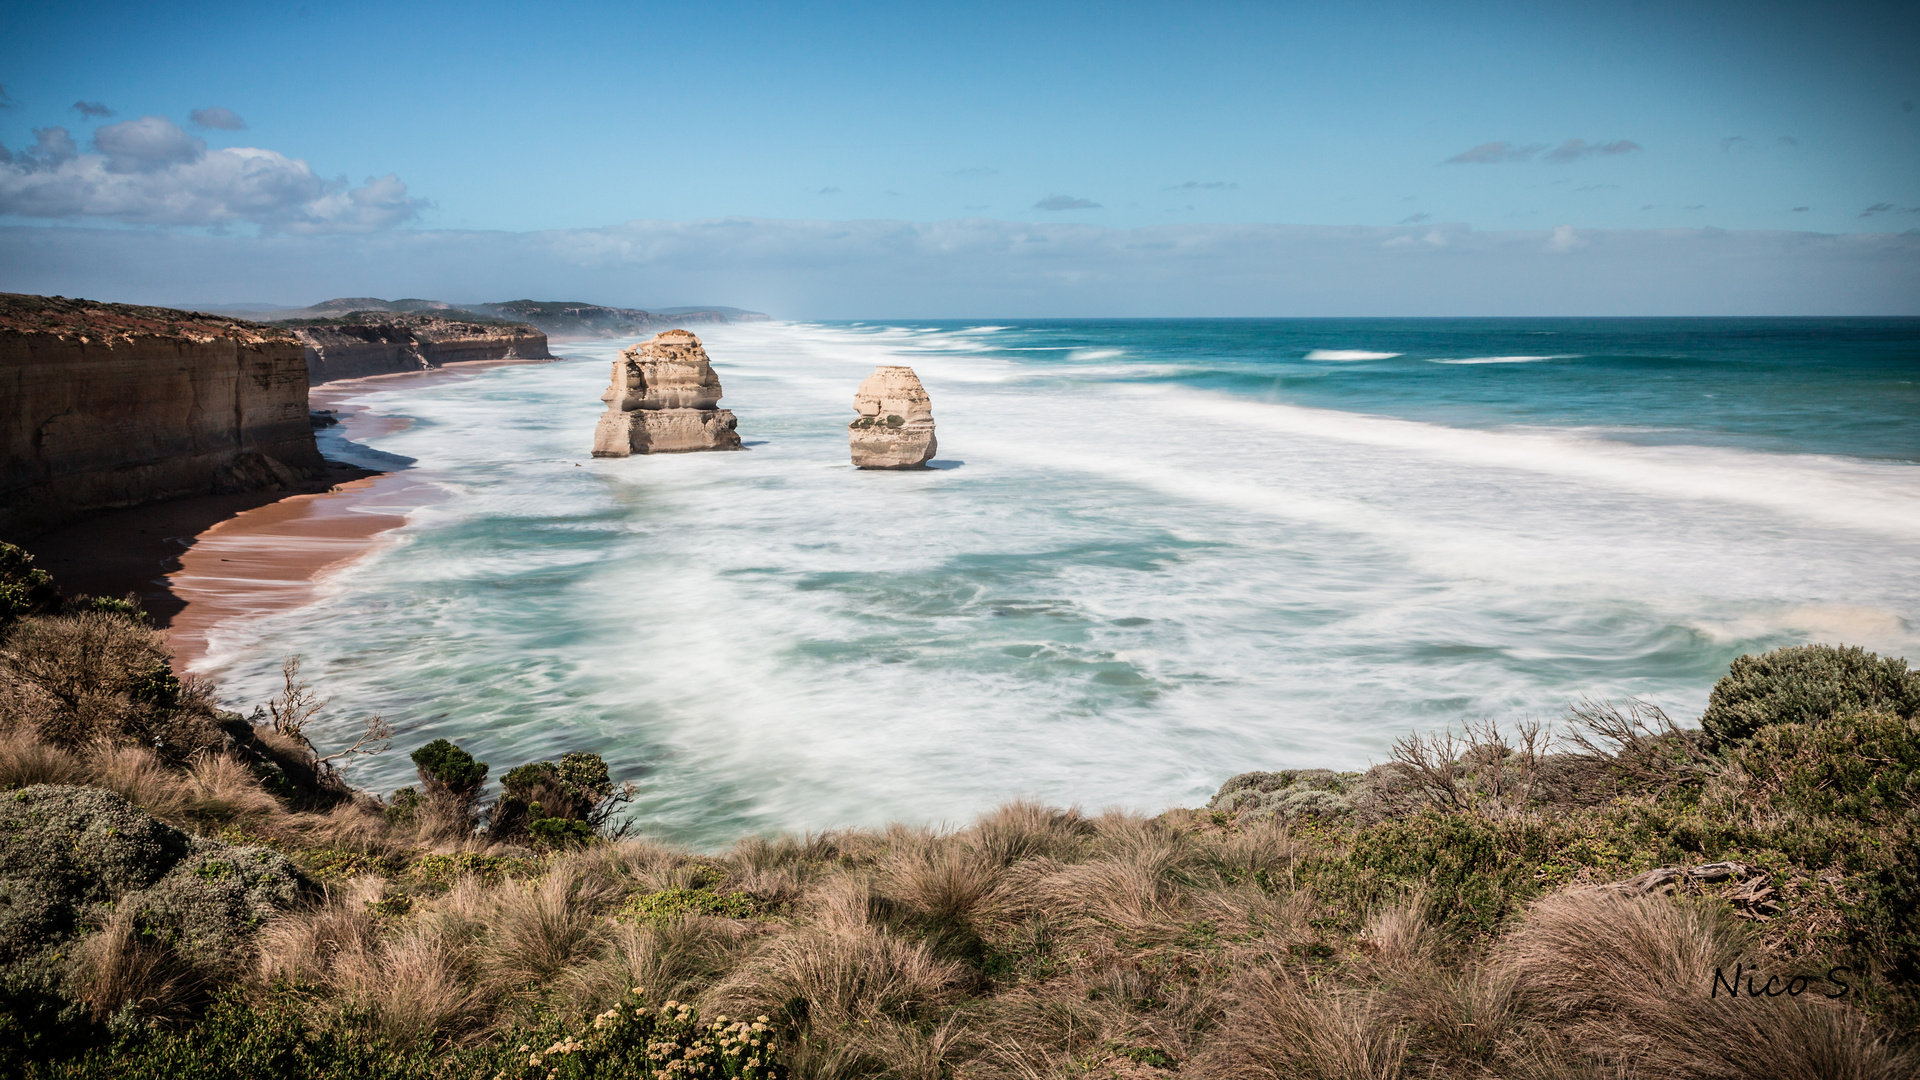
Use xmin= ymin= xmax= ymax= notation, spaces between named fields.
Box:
xmin=619 ymin=888 xmax=760 ymax=922
xmin=405 ymin=851 xmax=533 ymax=891
xmin=407 ymin=738 xmax=487 ymax=799
xmin=491 ymin=752 xmax=630 ymax=847
xmin=1702 ymin=644 xmax=1920 ymax=746
xmin=381 ymin=786 xmax=423 ymax=826
xmin=0 ymin=543 xmax=61 ymax=632
xmin=16 ymin=991 xmax=440 ymax=1080
xmin=1737 ymin=711 xmax=1920 ymax=824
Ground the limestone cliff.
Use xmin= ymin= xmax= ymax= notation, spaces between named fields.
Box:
xmin=591 ymin=330 xmax=743 ymax=456
xmin=849 ymin=366 xmax=936 ymax=469
xmin=0 ymin=293 xmax=324 ymax=537
xmin=284 ymin=311 xmax=551 ymax=384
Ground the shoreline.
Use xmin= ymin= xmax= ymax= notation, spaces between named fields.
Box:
xmin=20 ymin=354 xmax=568 ymax=673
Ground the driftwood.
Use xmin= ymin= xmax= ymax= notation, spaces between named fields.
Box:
xmin=1594 ymin=860 xmax=1778 ymax=919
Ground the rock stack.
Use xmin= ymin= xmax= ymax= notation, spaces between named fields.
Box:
xmin=591 ymin=330 xmax=743 ymax=456
xmin=849 ymin=365 xmax=936 ymax=469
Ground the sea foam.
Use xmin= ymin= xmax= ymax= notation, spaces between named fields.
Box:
xmin=194 ymin=319 xmax=1920 ymax=848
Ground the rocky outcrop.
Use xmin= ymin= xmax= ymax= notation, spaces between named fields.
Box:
xmin=592 ymin=329 xmax=743 ymax=456
xmin=0 ymin=293 xmax=325 ymax=538
xmin=286 ymin=311 xmax=551 ymax=384
xmin=849 ymin=365 xmax=937 ymax=469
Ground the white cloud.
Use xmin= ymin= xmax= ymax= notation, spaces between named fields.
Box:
xmin=1545 ymin=224 xmax=1586 ymax=252
xmin=0 ymin=116 xmax=424 ymax=233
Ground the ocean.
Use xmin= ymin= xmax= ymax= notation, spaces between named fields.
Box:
xmin=200 ymin=318 xmax=1920 ymax=848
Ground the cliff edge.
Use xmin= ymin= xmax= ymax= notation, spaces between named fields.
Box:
xmin=281 ymin=310 xmax=552 ymax=384
xmin=0 ymin=293 xmax=324 ymax=538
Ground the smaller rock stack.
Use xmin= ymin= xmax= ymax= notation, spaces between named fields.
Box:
xmin=592 ymin=330 xmax=743 ymax=456
xmin=849 ymin=365 xmax=936 ymax=469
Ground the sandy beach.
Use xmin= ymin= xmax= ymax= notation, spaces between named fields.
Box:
xmin=19 ymin=355 xmax=564 ymax=672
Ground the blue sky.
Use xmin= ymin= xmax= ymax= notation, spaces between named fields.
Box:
xmin=2 ymin=0 xmax=1916 ymax=313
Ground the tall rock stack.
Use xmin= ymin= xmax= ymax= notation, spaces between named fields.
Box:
xmin=591 ymin=330 xmax=742 ymax=456
xmin=849 ymin=365 xmax=936 ymax=469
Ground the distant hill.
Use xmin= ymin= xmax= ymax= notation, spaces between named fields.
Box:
xmin=202 ymin=297 xmax=768 ymax=338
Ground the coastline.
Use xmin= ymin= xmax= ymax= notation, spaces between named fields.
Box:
xmin=18 ymin=354 xmax=568 ymax=673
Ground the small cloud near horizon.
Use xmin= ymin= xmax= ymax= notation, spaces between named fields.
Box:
xmin=1640 ymin=204 xmax=1655 ymax=210
xmin=1720 ymin=136 xmax=1749 ymax=152
xmin=189 ymin=106 xmax=246 ymax=131
xmin=949 ymin=167 xmax=998 ymax=177
xmin=1167 ymin=180 xmax=1236 ymax=190
xmin=1544 ymin=139 xmax=1640 ymax=164
xmin=1546 ymin=224 xmax=1586 ymax=253
xmin=1034 ymin=194 xmax=1100 ymax=211
xmin=817 ymin=187 xmax=840 ymax=195
xmin=1791 ymin=206 xmax=1809 ymax=212
xmin=0 ymin=85 xmax=13 ymax=108
xmin=1778 ymin=136 xmax=1798 ymax=146
xmin=1399 ymin=212 xmax=1431 ymax=224
xmin=1859 ymin=203 xmax=1920 ymax=217
xmin=1444 ymin=141 xmax=1540 ymax=164
xmin=1575 ymin=184 xmax=1621 ymax=192
xmin=72 ymin=101 xmax=114 ymax=119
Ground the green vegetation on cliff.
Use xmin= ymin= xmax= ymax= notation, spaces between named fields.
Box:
xmin=0 ymin=541 xmax=1914 ymax=1078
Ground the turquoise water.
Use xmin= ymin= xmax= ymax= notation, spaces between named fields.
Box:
xmin=203 ymin=319 xmax=1920 ymax=847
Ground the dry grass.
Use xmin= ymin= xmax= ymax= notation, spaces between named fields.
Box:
xmin=0 ymin=724 xmax=86 ymax=786
xmin=1198 ymin=968 xmax=1410 ymax=1080
xmin=71 ymin=907 xmax=209 ymax=1025
xmin=1497 ymin=890 xmax=1915 ymax=1080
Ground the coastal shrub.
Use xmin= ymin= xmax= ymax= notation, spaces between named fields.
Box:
xmin=408 ymin=738 xmax=487 ymax=799
xmin=493 ymin=992 xmax=782 ymax=1080
xmin=0 ymin=543 xmax=62 ymax=631
xmin=19 ymin=990 xmax=441 ymax=1080
xmin=1701 ymin=643 xmax=1920 ymax=746
xmin=1209 ymin=769 xmax=1357 ymax=824
xmin=0 ymin=610 xmax=222 ymax=762
xmin=491 ymin=752 xmax=632 ymax=847
xmin=621 ymin=888 xmax=761 ymax=923
xmin=0 ymin=784 xmax=307 ymax=1037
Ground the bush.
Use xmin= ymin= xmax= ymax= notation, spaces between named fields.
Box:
xmin=0 ymin=543 xmax=61 ymax=631
xmin=407 ymin=739 xmax=486 ymax=799
xmin=491 ymin=752 xmax=630 ymax=847
xmin=494 ymin=991 xmax=782 ymax=1080
xmin=1702 ymin=644 xmax=1920 ymax=746
xmin=0 ymin=611 xmax=221 ymax=762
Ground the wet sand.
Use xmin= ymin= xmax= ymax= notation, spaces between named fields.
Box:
xmin=19 ymin=355 xmax=563 ymax=671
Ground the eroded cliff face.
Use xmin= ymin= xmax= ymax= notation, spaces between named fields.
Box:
xmin=849 ymin=365 xmax=936 ymax=469
xmin=591 ymin=330 xmax=743 ymax=456
xmin=1 ymin=294 xmax=325 ymax=537
xmin=289 ymin=313 xmax=552 ymax=384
